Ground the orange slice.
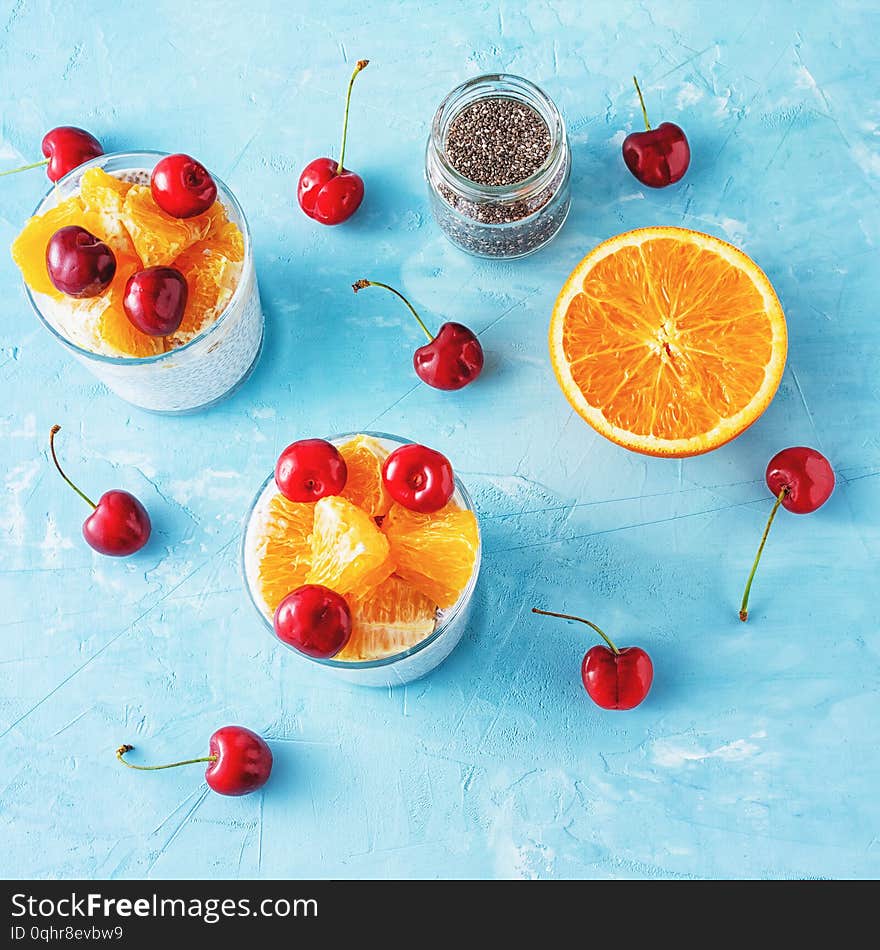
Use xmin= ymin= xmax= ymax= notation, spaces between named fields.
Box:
xmin=338 ymin=575 xmax=438 ymax=661
xmin=338 ymin=435 xmax=392 ymax=518
xmin=120 ymin=185 xmax=211 ymax=267
xmin=96 ymin=253 xmax=163 ymax=358
xmin=171 ymin=245 xmax=239 ymax=340
xmin=200 ymin=202 xmax=245 ymax=262
xmin=549 ymin=227 xmax=787 ymax=457
xmin=255 ymin=492 xmax=315 ymax=614
xmin=382 ymin=501 xmax=479 ymax=609
xmin=305 ymin=495 xmax=393 ymax=597
xmin=11 ymin=195 xmax=88 ymax=297
xmin=78 ymin=168 xmax=138 ymax=259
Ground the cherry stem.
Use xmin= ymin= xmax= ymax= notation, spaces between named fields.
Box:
xmin=352 ymin=279 xmax=433 ymax=341
xmin=633 ymin=75 xmax=651 ymax=130
xmin=337 ymin=59 xmax=369 ymax=175
xmin=49 ymin=425 xmax=96 ymax=510
xmin=532 ymin=607 xmax=620 ymax=655
xmin=739 ymin=487 xmax=788 ymax=622
xmin=116 ymin=744 xmax=217 ymax=772
xmin=0 ymin=158 xmax=49 ymax=178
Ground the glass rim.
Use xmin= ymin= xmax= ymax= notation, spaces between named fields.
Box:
xmin=428 ymin=73 xmax=567 ymax=201
xmin=240 ymin=431 xmax=482 ymax=671
xmin=23 ymin=149 xmax=253 ymax=366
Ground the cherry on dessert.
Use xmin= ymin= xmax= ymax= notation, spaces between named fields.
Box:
xmin=151 ymin=153 xmax=217 ymax=218
xmin=532 ymin=608 xmax=653 ymax=710
xmin=622 ymin=76 xmax=690 ymax=188
xmin=117 ymin=726 xmax=273 ymax=797
xmin=49 ymin=425 xmax=150 ymax=557
xmin=273 ymin=584 xmax=352 ymax=658
xmin=298 ymin=59 xmax=369 ymax=225
xmin=0 ymin=127 xmax=103 ymax=182
xmin=739 ymin=446 xmax=835 ymax=622
xmin=352 ymin=279 xmax=484 ymax=390
xmin=123 ymin=267 xmax=188 ymax=336
xmin=382 ymin=443 xmax=455 ymax=513
xmin=46 ymin=226 xmax=116 ymax=298
xmin=275 ymin=438 xmax=348 ymax=502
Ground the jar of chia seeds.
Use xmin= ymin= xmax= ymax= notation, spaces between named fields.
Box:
xmin=425 ymin=74 xmax=571 ymax=259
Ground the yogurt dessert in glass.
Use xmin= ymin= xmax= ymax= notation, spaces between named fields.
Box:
xmin=11 ymin=150 xmax=263 ymax=412
xmin=242 ymin=433 xmax=481 ymax=687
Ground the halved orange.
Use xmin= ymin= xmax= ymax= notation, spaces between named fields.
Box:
xmin=255 ymin=492 xmax=315 ymax=614
xmin=305 ymin=495 xmax=393 ymax=597
xmin=549 ymin=227 xmax=788 ymax=457
xmin=338 ymin=435 xmax=392 ymax=518
xmin=382 ymin=501 xmax=479 ymax=609
xmin=337 ymin=574 xmax=437 ymax=661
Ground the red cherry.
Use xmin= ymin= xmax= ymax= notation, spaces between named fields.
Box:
xmin=46 ymin=226 xmax=116 ymax=298
xmin=41 ymin=127 xmax=103 ymax=182
xmin=275 ymin=438 xmax=347 ymax=502
xmin=532 ymin=608 xmax=653 ymax=711
xmin=206 ymin=726 xmax=273 ymax=796
xmin=123 ymin=267 xmax=188 ymax=336
xmin=298 ymin=59 xmax=369 ymax=225
xmin=273 ymin=584 xmax=352 ymax=658
xmin=49 ymin=425 xmax=150 ymax=557
xmin=352 ymin=279 xmax=484 ymax=390
xmin=622 ymin=76 xmax=690 ymax=188
xmin=739 ymin=446 xmax=834 ymax=621
xmin=116 ymin=726 xmax=273 ymax=798
xmin=151 ymin=153 xmax=217 ymax=218
xmin=382 ymin=443 xmax=455 ymax=513
xmin=582 ymin=646 xmax=654 ymax=710
xmin=766 ymin=446 xmax=835 ymax=514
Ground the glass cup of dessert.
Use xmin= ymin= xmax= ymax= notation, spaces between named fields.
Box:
xmin=11 ymin=150 xmax=263 ymax=413
xmin=242 ymin=433 xmax=481 ymax=687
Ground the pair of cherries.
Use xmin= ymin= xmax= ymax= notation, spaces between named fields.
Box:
xmin=271 ymin=438 xmax=455 ymax=659
xmin=531 ymin=446 xmax=836 ymax=711
xmin=42 ymin=142 xmax=216 ymax=337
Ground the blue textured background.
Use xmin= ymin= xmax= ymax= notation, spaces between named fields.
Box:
xmin=1 ymin=0 xmax=879 ymax=880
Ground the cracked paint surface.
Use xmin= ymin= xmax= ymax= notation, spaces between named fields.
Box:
xmin=1 ymin=0 xmax=879 ymax=879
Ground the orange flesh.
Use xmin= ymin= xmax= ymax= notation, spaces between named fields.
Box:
xmin=561 ymin=239 xmax=774 ymax=441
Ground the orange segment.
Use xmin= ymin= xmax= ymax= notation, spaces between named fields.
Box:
xmin=78 ymin=168 xmax=137 ymax=259
xmin=11 ymin=195 xmax=88 ymax=297
xmin=337 ymin=575 xmax=438 ymax=661
xmin=170 ymin=246 xmax=240 ymax=340
xmin=549 ymin=227 xmax=788 ymax=457
xmin=338 ymin=435 xmax=392 ymax=517
xmin=96 ymin=253 xmax=163 ymax=358
xmin=120 ymin=185 xmax=211 ymax=267
xmin=255 ymin=492 xmax=315 ymax=614
xmin=305 ymin=495 xmax=393 ymax=597
xmin=200 ymin=201 xmax=245 ymax=262
xmin=382 ymin=501 xmax=479 ymax=609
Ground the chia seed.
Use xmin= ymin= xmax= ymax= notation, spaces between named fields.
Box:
xmin=445 ymin=97 xmax=551 ymax=186
xmin=426 ymin=76 xmax=572 ymax=259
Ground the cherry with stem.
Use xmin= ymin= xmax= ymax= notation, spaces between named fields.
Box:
xmin=622 ymin=76 xmax=690 ymax=188
xmin=352 ymin=279 xmax=484 ymax=390
xmin=49 ymin=424 xmax=151 ymax=557
xmin=532 ymin=607 xmax=653 ymax=710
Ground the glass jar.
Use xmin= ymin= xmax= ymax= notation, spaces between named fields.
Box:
xmin=23 ymin=150 xmax=264 ymax=413
xmin=425 ymin=74 xmax=571 ymax=259
xmin=241 ymin=432 xmax=482 ymax=687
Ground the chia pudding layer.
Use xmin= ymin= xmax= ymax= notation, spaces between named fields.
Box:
xmin=242 ymin=433 xmax=481 ymax=687
xmin=25 ymin=152 xmax=264 ymax=413
xmin=426 ymin=75 xmax=571 ymax=259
